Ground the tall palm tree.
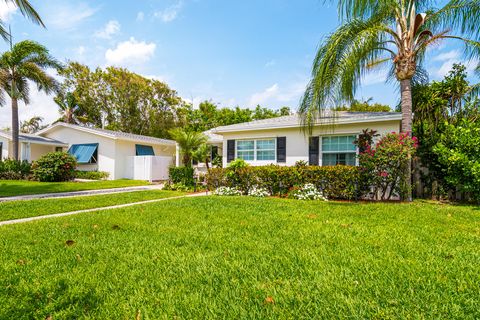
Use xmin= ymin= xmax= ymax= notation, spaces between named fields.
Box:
xmin=54 ymin=92 xmax=86 ymax=124
xmin=169 ymin=128 xmax=208 ymax=167
xmin=0 ymin=0 xmax=44 ymax=40
xmin=299 ymin=0 xmax=480 ymax=201
xmin=0 ymin=40 xmax=61 ymax=160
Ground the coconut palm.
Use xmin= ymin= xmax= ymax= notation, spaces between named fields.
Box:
xmin=54 ymin=92 xmax=87 ymax=124
xmin=20 ymin=115 xmax=43 ymax=133
xmin=169 ymin=128 xmax=208 ymax=167
xmin=0 ymin=40 xmax=61 ymax=160
xmin=299 ymin=0 xmax=480 ymax=201
xmin=0 ymin=0 xmax=44 ymax=40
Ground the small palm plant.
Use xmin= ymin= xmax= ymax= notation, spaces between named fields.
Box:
xmin=169 ymin=128 xmax=208 ymax=167
xmin=0 ymin=40 xmax=62 ymax=160
xmin=300 ymin=0 xmax=480 ymax=201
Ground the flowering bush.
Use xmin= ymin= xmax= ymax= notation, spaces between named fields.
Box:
xmin=32 ymin=152 xmax=77 ymax=182
xmin=288 ymin=183 xmax=327 ymax=201
xmin=214 ymin=186 xmax=242 ymax=196
xmin=248 ymin=185 xmax=270 ymax=197
xmin=358 ymin=132 xmax=418 ymax=200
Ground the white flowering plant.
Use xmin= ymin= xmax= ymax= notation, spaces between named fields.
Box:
xmin=288 ymin=183 xmax=327 ymax=201
xmin=213 ymin=186 xmax=242 ymax=196
xmin=248 ymin=185 xmax=270 ymax=197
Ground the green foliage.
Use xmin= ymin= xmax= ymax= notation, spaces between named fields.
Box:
xmin=169 ymin=166 xmax=195 ymax=186
xmin=206 ymin=165 xmax=362 ymax=200
xmin=335 ymin=98 xmax=391 ymax=112
xmin=74 ymin=171 xmax=109 ymax=180
xmin=0 ymin=159 xmax=31 ymax=180
xmin=169 ymin=129 xmax=207 ymax=166
xmin=211 ymin=155 xmax=223 ymax=168
xmin=433 ymin=119 xmax=480 ymax=202
xmin=20 ymin=116 xmax=45 ymax=133
xmin=32 ymin=152 xmax=77 ymax=182
xmin=358 ymin=132 xmax=418 ymax=200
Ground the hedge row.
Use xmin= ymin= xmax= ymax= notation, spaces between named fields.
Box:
xmin=206 ymin=165 xmax=366 ymax=200
xmin=0 ymin=159 xmax=31 ymax=180
xmin=169 ymin=166 xmax=195 ymax=186
xmin=74 ymin=170 xmax=109 ymax=180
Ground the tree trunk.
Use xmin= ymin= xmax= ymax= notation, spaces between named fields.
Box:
xmin=11 ymin=98 xmax=20 ymax=161
xmin=400 ymin=79 xmax=413 ymax=202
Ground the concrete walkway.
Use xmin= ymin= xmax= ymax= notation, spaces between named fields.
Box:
xmin=0 ymin=192 xmax=207 ymax=227
xmin=0 ymin=184 xmax=165 ymax=202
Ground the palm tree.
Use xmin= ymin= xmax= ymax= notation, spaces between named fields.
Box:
xmin=193 ymin=143 xmax=212 ymax=169
xmin=20 ymin=115 xmax=43 ymax=133
xmin=0 ymin=0 xmax=44 ymax=40
xmin=169 ymin=128 xmax=208 ymax=167
xmin=299 ymin=0 xmax=480 ymax=201
xmin=54 ymin=92 xmax=86 ymax=124
xmin=0 ymin=40 xmax=61 ymax=160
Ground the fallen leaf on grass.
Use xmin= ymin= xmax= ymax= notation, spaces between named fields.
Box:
xmin=307 ymin=214 xmax=317 ymax=219
xmin=65 ymin=240 xmax=75 ymax=246
xmin=135 ymin=309 xmax=141 ymax=320
xmin=16 ymin=259 xmax=26 ymax=266
xmin=264 ymin=296 xmax=274 ymax=304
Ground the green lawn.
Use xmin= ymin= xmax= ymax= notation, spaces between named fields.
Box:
xmin=0 ymin=180 xmax=149 ymax=198
xmin=0 ymin=190 xmax=186 ymax=222
xmin=0 ymin=197 xmax=479 ymax=319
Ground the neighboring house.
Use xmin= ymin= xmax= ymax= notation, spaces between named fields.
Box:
xmin=210 ymin=111 xmax=402 ymax=167
xmin=0 ymin=130 xmax=67 ymax=162
xmin=37 ymin=122 xmax=176 ymax=180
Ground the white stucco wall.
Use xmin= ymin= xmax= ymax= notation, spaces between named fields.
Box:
xmin=30 ymin=144 xmax=57 ymax=161
xmin=220 ymin=120 xmax=401 ymax=167
xmin=42 ymin=127 xmax=118 ymax=179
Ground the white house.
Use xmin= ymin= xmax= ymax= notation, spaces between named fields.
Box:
xmin=37 ymin=122 xmax=176 ymax=180
xmin=210 ymin=111 xmax=402 ymax=167
xmin=0 ymin=130 xmax=68 ymax=162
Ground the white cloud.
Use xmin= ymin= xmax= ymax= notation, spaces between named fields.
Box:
xmin=94 ymin=20 xmax=120 ymax=39
xmin=105 ymin=37 xmax=156 ymax=65
xmin=154 ymin=1 xmax=184 ymax=23
xmin=76 ymin=46 xmax=86 ymax=56
xmin=248 ymin=81 xmax=306 ymax=107
xmin=362 ymin=69 xmax=389 ymax=86
xmin=136 ymin=11 xmax=145 ymax=22
xmin=0 ymin=1 xmax=17 ymax=22
xmin=432 ymin=50 xmax=460 ymax=62
xmin=47 ymin=2 xmax=97 ymax=30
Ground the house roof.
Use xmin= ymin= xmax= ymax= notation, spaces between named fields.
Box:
xmin=0 ymin=130 xmax=68 ymax=146
xmin=37 ymin=122 xmax=176 ymax=145
xmin=203 ymin=129 xmax=223 ymax=143
xmin=212 ymin=111 xmax=402 ymax=133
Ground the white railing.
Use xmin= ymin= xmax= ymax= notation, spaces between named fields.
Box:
xmin=126 ymin=156 xmax=173 ymax=182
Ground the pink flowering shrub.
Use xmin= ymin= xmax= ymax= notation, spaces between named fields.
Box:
xmin=358 ymin=132 xmax=418 ymax=200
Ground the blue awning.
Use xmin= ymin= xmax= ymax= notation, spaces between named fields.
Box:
xmin=136 ymin=144 xmax=155 ymax=156
xmin=68 ymin=143 xmax=98 ymax=164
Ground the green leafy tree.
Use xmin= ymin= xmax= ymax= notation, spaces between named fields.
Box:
xmin=335 ymin=98 xmax=391 ymax=112
xmin=300 ymin=0 xmax=480 ymax=201
xmin=169 ymin=128 xmax=208 ymax=167
xmin=0 ymin=40 xmax=61 ymax=160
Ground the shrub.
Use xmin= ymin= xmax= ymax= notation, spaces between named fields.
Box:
xmin=74 ymin=170 xmax=109 ymax=180
xmin=248 ymin=185 xmax=270 ymax=197
xmin=169 ymin=166 xmax=195 ymax=186
xmin=213 ymin=186 xmax=242 ymax=196
xmin=32 ymin=152 xmax=77 ymax=182
xmin=288 ymin=183 xmax=327 ymax=201
xmin=358 ymin=132 xmax=418 ymax=200
xmin=206 ymin=165 xmax=362 ymax=200
xmin=0 ymin=159 xmax=31 ymax=180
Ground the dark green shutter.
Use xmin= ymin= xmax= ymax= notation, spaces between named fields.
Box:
xmin=276 ymin=137 xmax=286 ymax=163
xmin=309 ymin=137 xmax=319 ymax=165
xmin=227 ymin=140 xmax=235 ymax=163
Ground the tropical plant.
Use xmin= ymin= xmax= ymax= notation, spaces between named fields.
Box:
xmin=335 ymin=98 xmax=391 ymax=112
xmin=20 ymin=116 xmax=44 ymax=133
xmin=0 ymin=40 xmax=61 ymax=160
xmin=0 ymin=0 xmax=44 ymax=40
xmin=169 ymin=128 xmax=207 ymax=166
xmin=32 ymin=152 xmax=77 ymax=182
xmin=193 ymin=143 xmax=211 ymax=169
xmin=299 ymin=0 xmax=480 ymax=201
xmin=54 ymin=92 xmax=87 ymax=124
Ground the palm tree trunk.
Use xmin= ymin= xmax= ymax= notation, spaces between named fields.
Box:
xmin=400 ymin=79 xmax=413 ymax=202
xmin=11 ymin=98 xmax=20 ymax=161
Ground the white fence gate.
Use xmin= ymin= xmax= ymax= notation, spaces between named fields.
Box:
xmin=126 ymin=156 xmax=173 ymax=182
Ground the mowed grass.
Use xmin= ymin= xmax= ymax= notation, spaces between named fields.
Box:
xmin=0 ymin=197 xmax=479 ymax=319
xmin=0 ymin=180 xmax=149 ymax=198
xmin=0 ymin=190 xmax=186 ymax=222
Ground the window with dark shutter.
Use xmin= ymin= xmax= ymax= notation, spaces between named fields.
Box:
xmin=276 ymin=137 xmax=286 ymax=163
xmin=309 ymin=136 xmax=319 ymax=165
xmin=227 ymin=140 xmax=235 ymax=163
xmin=211 ymin=146 xmax=219 ymax=160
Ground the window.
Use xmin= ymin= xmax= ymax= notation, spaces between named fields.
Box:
xmin=55 ymin=147 xmax=63 ymax=152
xmin=236 ymin=139 xmax=276 ymax=161
xmin=322 ymin=135 xmax=356 ymax=166
xmin=135 ymin=144 xmax=155 ymax=156
xmin=68 ymin=143 xmax=98 ymax=164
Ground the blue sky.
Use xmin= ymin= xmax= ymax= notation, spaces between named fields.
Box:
xmin=0 ymin=0 xmax=477 ymax=127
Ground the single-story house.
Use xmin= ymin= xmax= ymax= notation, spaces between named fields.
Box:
xmin=210 ymin=111 xmax=402 ymax=167
xmin=0 ymin=130 xmax=68 ymax=162
xmin=37 ymin=122 xmax=176 ymax=180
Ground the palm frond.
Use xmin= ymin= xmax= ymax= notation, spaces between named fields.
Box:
xmin=5 ymin=0 xmax=44 ymax=27
xmin=425 ymin=0 xmax=480 ymax=38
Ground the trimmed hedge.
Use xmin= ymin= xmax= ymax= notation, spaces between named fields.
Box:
xmin=206 ymin=165 xmax=365 ymax=200
xmin=74 ymin=170 xmax=110 ymax=180
xmin=0 ymin=159 xmax=31 ymax=180
xmin=169 ymin=166 xmax=195 ymax=186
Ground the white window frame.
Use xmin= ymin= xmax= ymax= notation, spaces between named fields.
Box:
xmin=320 ymin=134 xmax=359 ymax=166
xmin=235 ymin=138 xmax=276 ymax=162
